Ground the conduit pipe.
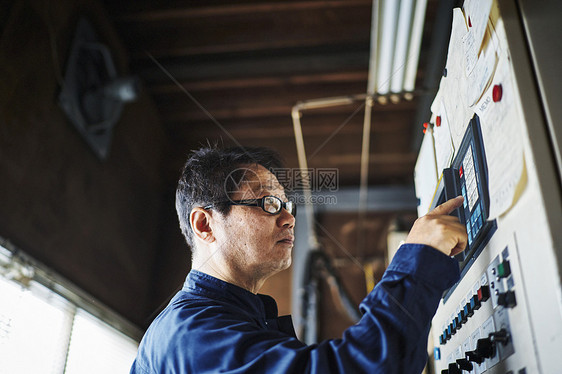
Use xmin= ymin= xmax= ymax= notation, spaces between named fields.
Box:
xmin=291 ymin=94 xmax=367 ymax=250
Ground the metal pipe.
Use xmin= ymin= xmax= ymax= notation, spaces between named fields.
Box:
xmin=291 ymin=93 xmax=368 ymax=249
xmin=358 ymin=96 xmax=374 ymax=258
xmin=291 ymin=107 xmax=320 ymax=250
xmin=293 ymin=94 xmax=366 ymax=111
xmin=290 ymin=92 xmax=370 ymax=341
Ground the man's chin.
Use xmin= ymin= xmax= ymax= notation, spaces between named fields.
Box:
xmin=270 ymin=256 xmax=292 ymax=275
xmin=281 ymin=256 xmax=292 ymax=270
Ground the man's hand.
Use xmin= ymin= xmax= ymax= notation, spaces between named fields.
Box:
xmin=405 ymin=196 xmax=468 ymax=256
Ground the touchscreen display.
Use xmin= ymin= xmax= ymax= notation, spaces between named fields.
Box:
xmin=460 ymin=144 xmax=485 ymax=246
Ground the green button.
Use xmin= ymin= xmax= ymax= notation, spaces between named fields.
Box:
xmin=497 ymin=261 xmax=511 ymax=278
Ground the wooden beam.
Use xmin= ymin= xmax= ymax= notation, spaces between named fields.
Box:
xmin=154 ymin=79 xmax=369 ymax=121
xmin=133 ymin=46 xmax=369 ymax=83
xmin=134 ymin=35 xmax=369 ymax=60
xmin=325 ymin=153 xmax=417 ymax=165
xmin=165 ymin=108 xmax=417 ymax=140
xmin=115 ymin=6 xmax=371 ymax=59
xmin=157 ymin=93 xmax=417 ymax=122
xmin=115 ymin=0 xmax=372 ymax=22
xmin=163 ymin=105 xmax=296 ymax=122
xmin=150 ymin=71 xmax=368 ymax=93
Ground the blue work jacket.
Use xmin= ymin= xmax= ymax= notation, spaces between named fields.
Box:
xmin=131 ymin=244 xmax=459 ymax=373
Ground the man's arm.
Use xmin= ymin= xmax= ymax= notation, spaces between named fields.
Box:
xmin=152 ymin=243 xmax=459 ymax=374
xmin=132 ymin=197 xmax=467 ymax=374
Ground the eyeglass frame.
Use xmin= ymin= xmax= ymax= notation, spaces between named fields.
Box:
xmin=203 ymin=195 xmax=296 ymax=217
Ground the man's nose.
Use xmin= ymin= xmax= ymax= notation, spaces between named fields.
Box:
xmin=278 ymin=207 xmax=295 ymax=229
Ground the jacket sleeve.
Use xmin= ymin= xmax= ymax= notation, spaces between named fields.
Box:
xmin=309 ymin=243 xmax=460 ymax=374
xmin=132 ymin=243 xmax=460 ymax=374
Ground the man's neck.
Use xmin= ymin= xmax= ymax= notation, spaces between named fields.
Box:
xmin=193 ymin=259 xmax=264 ymax=294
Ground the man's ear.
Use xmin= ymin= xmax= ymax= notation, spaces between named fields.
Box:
xmin=190 ymin=208 xmax=215 ymax=243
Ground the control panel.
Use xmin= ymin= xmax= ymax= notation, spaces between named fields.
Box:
xmin=436 ymin=246 xmax=517 ymax=374
xmin=414 ymin=1 xmax=562 ymax=373
xmin=431 ymin=115 xmax=496 ymax=295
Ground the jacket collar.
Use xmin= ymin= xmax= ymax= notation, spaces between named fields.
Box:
xmin=183 ymin=269 xmax=279 ymax=319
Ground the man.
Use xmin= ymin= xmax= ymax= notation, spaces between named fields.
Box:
xmin=131 ymin=146 xmax=467 ymax=374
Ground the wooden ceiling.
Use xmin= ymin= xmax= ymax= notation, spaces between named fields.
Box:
xmin=103 ymin=0 xmax=440 ymax=188
xmin=99 ymin=0 xmax=448 ymax=332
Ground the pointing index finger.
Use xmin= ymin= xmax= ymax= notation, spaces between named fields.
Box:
xmin=427 ymin=196 xmax=464 ymax=216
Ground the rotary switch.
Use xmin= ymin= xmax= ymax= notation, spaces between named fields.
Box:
xmin=465 ymin=337 xmax=496 ymax=364
xmin=447 ymin=363 xmax=462 ymax=374
xmin=465 ymin=350 xmax=483 ymax=365
xmin=497 ymin=290 xmax=517 ymax=308
xmin=442 ymin=360 xmax=472 ymax=374
xmin=456 ymin=358 xmax=473 ymax=371
xmin=490 ymin=329 xmax=510 ymax=345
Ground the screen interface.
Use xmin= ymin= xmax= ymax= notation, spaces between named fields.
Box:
xmin=460 ymin=143 xmax=485 ymax=246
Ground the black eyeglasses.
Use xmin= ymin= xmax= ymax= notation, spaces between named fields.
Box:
xmin=204 ymin=195 xmax=296 ymax=217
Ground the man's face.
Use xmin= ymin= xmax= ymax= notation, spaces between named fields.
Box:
xmin=213 ymin=164 xmax=295 ymax=280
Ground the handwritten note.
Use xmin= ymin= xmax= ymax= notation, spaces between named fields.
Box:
xmin=441 ymin=8 xmax=473 ymax=149
xmin=474 ymin=54 xmax=526 ymax=219
xmin=467 ymin=40 xmax=498 ymax=106
xmin=463 ymin=0 xmax=493 ymax=75
xmin=463 ymin=30 xmax=478 ymax=75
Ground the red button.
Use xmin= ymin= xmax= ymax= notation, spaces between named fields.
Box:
xmin=492 ymin=84 xmax=503 ymax=102
xmin=423 ymin=122 xmax=429 ymax=129
xmin=436 ymin=116 xmax=442 ymax=127
xmin=468 ymin=16 xmax=472 ymax=27
xmin=423 ymin=128 xmax=427 ymax=134
xmin=459 ymin=166 xmax=463 ymax=177
xmin=478 ymin=285 xmax=491 ymax=302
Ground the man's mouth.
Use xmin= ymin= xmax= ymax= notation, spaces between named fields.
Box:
xmin=278 ymin=236 xmax=294 ymax=245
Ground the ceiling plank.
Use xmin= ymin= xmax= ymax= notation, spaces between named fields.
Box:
xmin=134 ymin=46 xmax=369 ymax=83
xmin=116 ymin=0 xmax=373 ymax=22
xmin=114 ymin=6 xmax=371 ymax=59
xmin=325 ymin=153 xmax=417 ymax=165
xmin=165 ymin=108 xmax=416 ymax=140
xmin=154 ymin=81 xmax=369 ymax=121
xmin=150 ymin=71 xmax=368 ymax=93
xmin=156 ymin=93 xmax=417 ymax=122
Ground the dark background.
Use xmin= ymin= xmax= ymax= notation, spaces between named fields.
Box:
xmin=0 ymin=0 xmax=448 ymax=338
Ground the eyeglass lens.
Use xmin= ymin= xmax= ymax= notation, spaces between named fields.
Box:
xmin=263 ymin=196 xmax=294 ymax=216
xmin=264 ymin=196 xmax=282 ymax=214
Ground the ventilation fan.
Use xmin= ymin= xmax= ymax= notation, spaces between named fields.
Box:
xmin=58 ymin=17 xmax=139 ymax=160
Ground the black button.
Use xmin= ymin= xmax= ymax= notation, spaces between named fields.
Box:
xmin=497 ymin=291 xmax=517 ymax=308
xmin=448 ymin=363 xmax=462 ymax=374
xmin=456 ymin=358 xmax=473 ymax=371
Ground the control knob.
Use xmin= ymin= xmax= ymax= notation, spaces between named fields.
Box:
xmin=465 ymin=337 xmax=496 ymax=364
xmin=489 ymin=328 xmax=510 ymax=345
xmin=497 ymin=291 xmax=517 ymax=308
xmin=447 ymin=363 xmax=462 ymax=374
xmin=456 ymin=358 xmax=473 ymax=371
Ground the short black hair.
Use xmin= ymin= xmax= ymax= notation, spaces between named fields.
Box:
xmin=175 ymin=146 xmax=284 ymax=249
